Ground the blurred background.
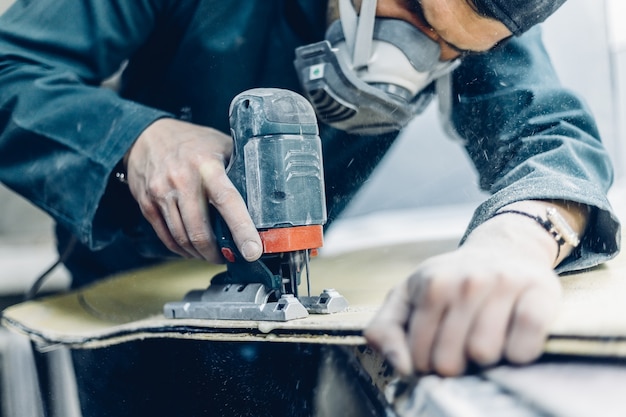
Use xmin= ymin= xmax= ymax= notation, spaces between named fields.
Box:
xmin=323 ymin=0 xmax=626 ymax=251
xmin=0 ymin=0 xmax=624 ymax=291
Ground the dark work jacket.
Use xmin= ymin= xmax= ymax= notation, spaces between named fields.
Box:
xmin=0 ymin=0 xmax=619 ymax=285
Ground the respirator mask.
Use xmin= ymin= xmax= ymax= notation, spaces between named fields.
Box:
xmin=294 ymin=0 xmax=460 ymax=135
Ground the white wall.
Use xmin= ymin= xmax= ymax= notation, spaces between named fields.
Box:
xmin=606 ymin=0 xmax=626 ymax=182
xmin=0 ymin=0 xmax=11 ymax=14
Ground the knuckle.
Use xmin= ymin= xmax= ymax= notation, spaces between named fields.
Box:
xmin=145 ymin=179 xmax=170 ymax=199
xmin=188 ymin=231 xmax=211 ymax=247
xmin=458 ymin=270 xmax=504 ymax=300
xmin=145 ymin=171 xmax=191 ymax=199
xmin=407 ymin=267 xmax=435 ymax=300
xmin=173 ymin=236 xmax=189 ymax=248
xmin=458 ymin=275 xmax=486 ymax=300
xmin=513 ymin=308 xmax=545 ymax=335
xmin=434 ymin=356 xmax=465 ymax=377
xmin=467 ymin=339 xmax=500 ymax=366
xmin=210 ymin=186 xmax=239 ymax=207
xmin=419 ymin=276 xmax=449 ymax=307
xmin=188 ymin=232 xmax=223 ymax=263
xmin=169 ymin=230 xmax=190 ymax=249
xmin=199 ymin=157 xmax=225 ymax=175
xmin=139 ymin=200 xmax=160 ymax=220
xmin=190 ymin=234 xmax=215 ymax=251
xmin=167 ymin=168 xmax=190 ymax=188
xmin=494 ymin=272 xmax=523 ymax=293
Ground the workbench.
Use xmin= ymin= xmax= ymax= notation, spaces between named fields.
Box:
xmin=3 ymin=197 xmax=626 ymax=416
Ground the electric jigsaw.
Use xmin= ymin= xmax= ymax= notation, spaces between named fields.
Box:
xmin=164 ymin=88 xmax=348 ymax=321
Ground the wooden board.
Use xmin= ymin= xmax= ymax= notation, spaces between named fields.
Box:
xmin=0 ymin=239 xmax=452 ymax=348
xmin=2 ymin=230 xmax=626 ymax=357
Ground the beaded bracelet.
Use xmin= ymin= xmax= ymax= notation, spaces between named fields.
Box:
xmin=490 ymin=207 xmax=580 ymax=262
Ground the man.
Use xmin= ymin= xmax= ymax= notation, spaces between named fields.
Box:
xmin=0 ymin=0 xmax=619 ymax=404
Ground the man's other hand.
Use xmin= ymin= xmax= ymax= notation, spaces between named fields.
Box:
xmin=364 ymin=207 xmax=565 ymax=377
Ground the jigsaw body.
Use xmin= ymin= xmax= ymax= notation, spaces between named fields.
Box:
xmin=164 ymin=88 xmax=348 ymax=321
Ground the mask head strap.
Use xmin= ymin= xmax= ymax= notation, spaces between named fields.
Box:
xmin=339 ymin=0 xmax=378 ymax=70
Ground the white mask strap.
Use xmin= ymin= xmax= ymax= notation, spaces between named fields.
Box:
xmin=338 ymin=0 xmax=357 ymax=53
xmin=339 ymin=0 xmax=377 ymax=70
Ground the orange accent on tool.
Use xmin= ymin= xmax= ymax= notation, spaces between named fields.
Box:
xmin=259 ymin=225 xmax=324 ymax=254
xmin=221 ymin=247 xmax=236 ymax=263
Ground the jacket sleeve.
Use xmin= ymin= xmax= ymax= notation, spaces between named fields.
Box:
xmin=0 ymin=0 xmax=178 ymax=249
xmin=443 ymin=27 xmax=620 ymax=273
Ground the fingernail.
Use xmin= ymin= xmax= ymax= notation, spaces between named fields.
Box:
xmin=241 ymin=241 xmax=262 ymax=260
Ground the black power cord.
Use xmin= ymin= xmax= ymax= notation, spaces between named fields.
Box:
xmin=24 ymin=235 xmax=78 ymax=301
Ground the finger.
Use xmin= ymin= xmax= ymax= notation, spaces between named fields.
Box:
xmin=364 ymin=283 xmax=414 ymax=376
xmin=201 ymin=161 xmax=262 ymax=261
xmin=465 ymin=285 xmax=518 ymax=367
xmin=430 ymin=275 xmax=495 ymax=376
xmin=139 ymin=198 xmax=193 ymax=259
xmin=505 ymin=286 xmax=559 ymax=364
xmin=176 ymin=190 xmax=222 ymax=263
xmin=405 ymin=272 xmax=455 ymax=375
xmin=160 ymin=192 xmax=203 ymax=259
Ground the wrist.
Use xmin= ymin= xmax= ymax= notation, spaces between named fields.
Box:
xmin=466 ymin=212 xmax=559 ymax=266
xmin=468 ymin=200 xmax=588 ymax=268
xmin=491 ymin=208 xmax=579 ymax=262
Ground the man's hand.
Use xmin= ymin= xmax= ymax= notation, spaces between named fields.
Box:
xmin=364 ymin=200 xmax=586 ymax=377
xmin=125 ymin=118 xmax=263 ymax=263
